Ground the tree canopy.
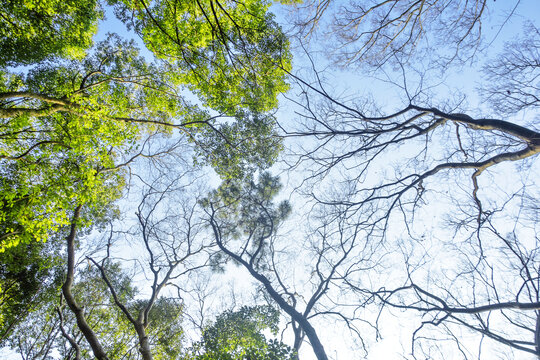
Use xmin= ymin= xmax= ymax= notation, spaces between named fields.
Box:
xmin=1 ymin=0 xmax=291 ymax=357
xmin=187 ymin=306 xmax=295 ymax=360
xmin=0 ymin=0 xmax=290 ymax=251
xmin=0 ymin=0 xmax=102 ymax=66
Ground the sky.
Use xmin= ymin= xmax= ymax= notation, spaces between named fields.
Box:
xmin=270 ymin=1 xmax=540 ymax=359
xmin=3 ymin=0 xmax=540 ymax=359
xmin=98 ymin=1 xmax=540 ymax=358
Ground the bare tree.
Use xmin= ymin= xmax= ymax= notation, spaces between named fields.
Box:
xmin=284 ymin=65 xmax=539 ymax=232
xmin=481 ymin=23 xmax=540 ymax=116
xmin=88 ymin=175 xmax=210 ymax=360
xmin=274 ymin=9 xmax=540 ymax=356
xmin=350 ymin=201 xmax=540 ymax=358
xmin=286 ymin=0 xmax=523 ymax=68
xmin=203 ymin=173 xmax=385 ymax=359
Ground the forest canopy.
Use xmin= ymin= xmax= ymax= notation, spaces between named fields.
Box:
xmin=1 ymin=0 xmax=539 ymax=359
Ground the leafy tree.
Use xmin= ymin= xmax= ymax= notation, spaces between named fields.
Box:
xmin=110 ymin=0 xmax=291 ymax=179
xmin=193 ymin=111 xmax=284 ymax=180
xmin=204 ymin=172 xmax=291 ymax=270
xmin=0 ymin=1 xmax=293 ymax=359
xmin=111 ymin=0 xmax=291 ymax=113
xmin=135 ymin=297 xmax=185 ymax=360
xmin=0 ymin=0 xmax=102 ymax=66
xmin=4 ymin=262 xmax=138 ymax=359
xmin=5 ymin=260 xmax=185 ymax=360
xmin=0 ymin=35 xmax=154 ymax=250
xmin=0 ymin=239 xmax=62 ymax=341
xmin=53 ymin=172 xmax=208 ymax=360
xmin=1 ymin=0 xmax=292 ymax=250
xmin=69 ymin=263 xmax=139 ymax=359
xmin=204 ymin=174 xmax=336 ymax=360
xmin=187 ymin=305 xmax=296 ymax=360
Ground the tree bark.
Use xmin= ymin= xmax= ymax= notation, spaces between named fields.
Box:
xmin=135 ymin=324 xmax=153 ymax=360
xmin=61 ymin=205 xmax=109 ymax=360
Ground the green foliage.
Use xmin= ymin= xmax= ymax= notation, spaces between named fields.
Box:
xmin=72 ymin=263 xmax=139 ymax=358
xmin=0 ymin=239 xmax=62 ymax=341
xmin=3 ymin=301 xmax=60 ymax=359
xmin=110 ymin=0 xmax=291 ymax=178
xmin=193 ymin=111 xmax=283 ymax=179
xmin=0 ymin=34 xmax=188 ymax=250
xmin=187 ymin=305 xmax=295 ymax=360
xmin=1 ymin=0 xmax=292 ymax=249
xmin=2 ymin=262 xmax=138 ymax=358
xmin=0 ymin=0 xmax=102 ymax=66
xmin=207 ymin=171 xmax=291 ymax=237
xmin=1 ymin=0 xmax=293 ymax=357
xmin=131 ymin=297 xmax=185 ymax=360
xmin=203 ymin=172 xmax=291 ymax=270
xmin=4 ymin=261 xmax=185 ymax=359
xmin=112 ymin=0 xmax=291 ymax=113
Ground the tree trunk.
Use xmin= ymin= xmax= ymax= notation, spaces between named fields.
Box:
xmin=62 ymin=205 xmax=109 ymax=360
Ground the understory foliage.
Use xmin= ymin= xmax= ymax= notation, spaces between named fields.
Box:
xmin=0 ymin=238 xmax=62 ymax=339
xmin=4 ymin=262 xmax=184 ymax=359
xmin=187 ymin=306 xmax=296 ymax=360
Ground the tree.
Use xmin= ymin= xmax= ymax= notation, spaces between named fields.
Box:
xmin=5 ymin=260 xmax=184 ymax=360
xmin=0 ymin=57 xmax=133 ymax=250
xmin=204 ymin=172 xmax=389 ymax=359
xmin=0 ymin=0 xmax=292 ymax=250
xmin=9 ymin=0 xmax=540 ymax=358
xmin=5 ymin=261 xmax=137 ymax=360
xmin=6 ymin=169 xmax=203 ymax=360
xmin=480 ymin=23 xmax=540 ymax=116
xmin=0 ymin=34 xmax=176 ymax=250
xmin=111 ymin=0 xmax=291 ymax=113
xmin=276 ymin=7 xmax=540 ymax=359
xmin=286 ymin=0 xmax=519 ymax=68
xmin=110 ymin=0 xmax=292 ymax=179
xmin=5 ymin=175 xmax=300 ymax=360
xmin=0 ymin=238 xmax=62 ymax=341
xmin=1 ymin=0 xmax=293 ymax=358
xmin=0 ymin=0 xmax=102 ymax=66
xmin=204 ymin=173 xmax=337 ymax=360
xmin=86 ymin=174 xmax=210 ymax=360
xmin=187 ymin=305 xmax=296 ymax=360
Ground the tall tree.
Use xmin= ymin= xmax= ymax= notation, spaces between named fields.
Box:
xmin=1 ymin=0 xmax=292 ymax=357
xmin=279 ymin=9 xmax=540 ymax=360
xmin=112 ymin=0 xmax=291 ymax=113
xmin=1 ymin=35 xmax=166 ymax=250
xmin=205 ymin=173 xmax=346 ymax=360
xmin=5 ymin=260 xmax=184 ymax=360
xmin=0 ymin=0 xmax=292 ymax=250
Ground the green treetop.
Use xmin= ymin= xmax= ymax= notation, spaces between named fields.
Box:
xmin=1 ymin=0 xmax=292 ymax=250
xmin=187 ymin=305 xmax=296 ymax=360
xmin=112 ymin=0 xmax=291 ymax=113
xmin=0 ymin=0 xmax=102 ymax=66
